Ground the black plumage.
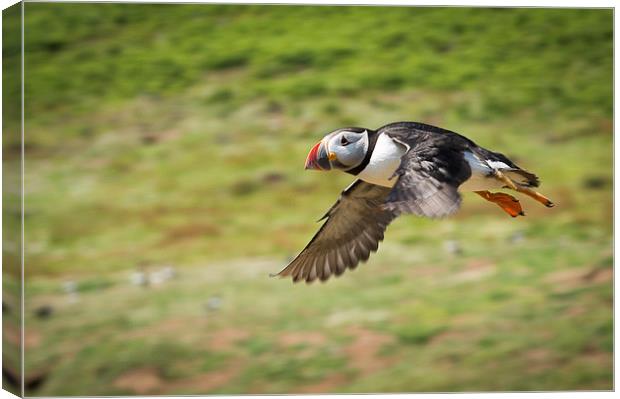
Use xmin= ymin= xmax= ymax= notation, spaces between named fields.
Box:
xmin=378 ymin=122 xmax=473 ymax=217
xmin=275 ymin=121 xmax=545 ymax=283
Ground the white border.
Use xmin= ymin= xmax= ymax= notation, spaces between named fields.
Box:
xmin=8 ymin=0 xmax=620 ymax=7
xmin=0 ymin=1 xmax=615 ymax=399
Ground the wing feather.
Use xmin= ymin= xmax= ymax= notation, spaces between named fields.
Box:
xmin=380 ymin=124 xmax=473 ymax=218
xmin=273 ymin=180 xmax=396 ymax=283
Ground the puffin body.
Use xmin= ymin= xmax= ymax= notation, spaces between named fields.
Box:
xmin=275 ymin=121 xmax=554 ymax=283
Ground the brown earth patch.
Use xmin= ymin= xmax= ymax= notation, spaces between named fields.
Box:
xmin=165 ymin=360 xmax=243 ymax=394
xmin=451 ymin=313 xmax=484 ymax=327
xmin=409 ymin=264 xmax=445 ymax=279
xmin=4 ymin=324 xmax=41 ymax=348
xmin=279 ymin=331 xmax=327 ymax=347
xmin=545 ymin=267 xmax=588 ymax=291
xmin=565 ymin=305 xmax=586 ymax=317
xmin=114 ymin=360 xmax=243 ymax=395
xmin=582 ymin=267 xmax=613 ymax=285
xmin=344 ymin=326 xmax=396 ymax=377
xmin=3 ymin=324 xmax=20 ymax=346
xmin=114 ymin=367 xmax=163 ymax=395
xmin=159 ymin=222 xmax=220 ymax=246
xmin=466 ymin=258 xmax=495 ymax=270
xmin=447 ymin=265 xmax=495 ymax=284
xmin=523 ymin=349 xmax=555 ymax=374
xmin=545 ymin=266 xmax=611 ymax=293
xmin=581 ymin=349 xmax=612 ymax=367
xmin=25 ymin=329 xmax=41 ymax=348
xmin=208 ymin=328 xmax=250 ymax=351
xmin=296 ymin=373 xmax=348 ymax=393
xmin=279 ymin=331 xmax=327 ymax=358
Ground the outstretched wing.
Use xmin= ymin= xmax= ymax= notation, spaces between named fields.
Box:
xmin=381 ymin=122 xmax=473 ymax=218
xmin=273 ymin=180 xmax=396 ymax=283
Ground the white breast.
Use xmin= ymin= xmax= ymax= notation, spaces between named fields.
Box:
xmin=357 ymin=134 xmax=407 ymax=187
xmin=459 ymin=151 xmax=505 ymax=191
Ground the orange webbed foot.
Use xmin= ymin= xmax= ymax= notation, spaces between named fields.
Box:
xmin=475 ymin=191 xmax=525 ymax=218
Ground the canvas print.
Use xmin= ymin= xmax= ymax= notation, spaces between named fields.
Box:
xmin=2 ymin=2 xmax=613 ymax=396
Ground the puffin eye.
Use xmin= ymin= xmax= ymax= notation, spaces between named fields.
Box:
xmin=340 ymin=136 xmax=349 ymax=146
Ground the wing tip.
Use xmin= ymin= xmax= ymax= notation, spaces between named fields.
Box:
xmin=270 ymin=268 xmax=308 ymax=284
xmin=270 ymin=266 xmax=292 ymax=279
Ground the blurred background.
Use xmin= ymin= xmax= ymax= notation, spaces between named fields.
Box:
xmin=2 ymin=3 xmax=612 ymax=395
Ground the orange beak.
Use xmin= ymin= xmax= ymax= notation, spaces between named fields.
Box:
xmin=304 ymin=140 xmax=332 ymax=171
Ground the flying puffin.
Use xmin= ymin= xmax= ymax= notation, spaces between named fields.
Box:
xmin=273 ymin=121 xmax=554 ymax=284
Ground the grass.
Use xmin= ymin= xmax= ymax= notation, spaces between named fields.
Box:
xmin=1 ymin=3 xmax=612 ymax=395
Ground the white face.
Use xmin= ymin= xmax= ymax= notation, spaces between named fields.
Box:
xmin=325 ymin=129 xmax=369 ymax=170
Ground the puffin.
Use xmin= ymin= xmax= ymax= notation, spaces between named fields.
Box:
xmin=273 ymin=121 xmax=554 ymax=284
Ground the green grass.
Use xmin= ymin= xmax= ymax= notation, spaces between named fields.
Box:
xmin=3 ymin=3 xmax=612 ymax=395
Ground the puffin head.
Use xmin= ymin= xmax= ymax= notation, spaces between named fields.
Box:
xmin=304 ymin=127 xmax=369 ymax=172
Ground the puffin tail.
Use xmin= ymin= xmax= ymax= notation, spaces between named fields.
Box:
xmin=505 ymin=169 xmax=540 ymax=188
